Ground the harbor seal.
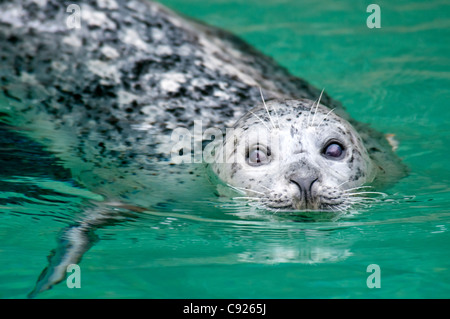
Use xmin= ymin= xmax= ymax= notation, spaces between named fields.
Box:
xmin=0 ymin=0 xmax=406 ymax=296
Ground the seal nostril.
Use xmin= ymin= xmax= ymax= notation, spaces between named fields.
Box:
xmin=289 ymin=176 xmax=318 ymax=197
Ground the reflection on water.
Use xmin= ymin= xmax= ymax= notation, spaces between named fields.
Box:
xmin=238 ymin=244 xmax=353 ymax=264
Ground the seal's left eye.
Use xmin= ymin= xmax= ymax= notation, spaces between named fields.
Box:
xmin=323 ymin=142 xmax=344 ymax=159
xmin=247 ymin=146 xmax=270 ymax=166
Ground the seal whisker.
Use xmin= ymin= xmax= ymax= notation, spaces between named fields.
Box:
xmin=317 ymin=107 xmax=336 ymax=128
xmin=336 ymin=180 xmax=351 ymax=188
xmin=306 ymin=99 xmax=314 ymax=127
xmin=346 ymin=191 xmax=387 ymax=197
xmin=314 ymin=107 xmax=335 ymax=139
xmin=310 ymin=88 xmax=324 ymax=127
xmin=249 ymin=111 xmax=272 ymax=131
xmin=230 ymin=185 xmax=265 ymax=195
xmin=333 ymin=205 xmax=345 ymax=213
xmin=232 ymin=196 xmax=261 ymax=201
xmin=342 ymin=186 xmax=374 ymax=192
xmin=345 ymin=203 xmax=368 ymax=211
xmin=329 ymin=206 xmax=338 ymax=213
xmin=345 ymin=195 xmax=379 ymax=200
xmin=226 ymin=184 xmax=246 ymax=194
xmin=345 ymin=197 xmax=378 ymax=202
xmin=259 ymin=86 xmax=276 ymax=129
xmin=262 ymin=88 xmax=281 ymax=129
xmin=259 ymin=185 xmax=276 ymax=193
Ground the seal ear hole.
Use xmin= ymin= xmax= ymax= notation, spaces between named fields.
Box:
xmin=321 ymin=141 xmax=346 ymax=160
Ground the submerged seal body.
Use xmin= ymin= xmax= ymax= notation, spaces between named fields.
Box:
xmin=0 ymin=0 xmax=406 ymax=296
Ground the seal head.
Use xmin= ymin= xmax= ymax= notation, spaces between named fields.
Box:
xmin=211 ymin=99 xmax=377 ymax=211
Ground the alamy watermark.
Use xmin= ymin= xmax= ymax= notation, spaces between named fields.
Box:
xmin=66 ymin=4 xmax=81 ymax=29
xmin=366 ymin=264 xmax=381 ymax=288
xmin=66 ymin=264 xmax=81 ymax=289
xmin=65 ymin=4 xmax=381 ymax=31
xmin=366 ymin=4 xmax=381 ymax=29
xmin=169 ymin=120 xmax=282 ymax=165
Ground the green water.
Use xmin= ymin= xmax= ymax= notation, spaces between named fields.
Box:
xmin=1 ymin=0 xmax=450 ymax=298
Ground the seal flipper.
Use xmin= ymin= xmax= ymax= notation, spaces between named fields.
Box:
xmin=28 ymin=205 xmax=139 ymax=298
xmin=28 ymin=223 xmax=98 ymax=298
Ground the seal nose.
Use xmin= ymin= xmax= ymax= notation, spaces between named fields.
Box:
xmin=289 ymin=175 xmax=318 ymax=199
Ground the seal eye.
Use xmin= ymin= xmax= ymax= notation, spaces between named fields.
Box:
xmin=323 ymin=142 xmax=344 ymax=159
xmin=247 ymin=146 xmax=270 ymax=166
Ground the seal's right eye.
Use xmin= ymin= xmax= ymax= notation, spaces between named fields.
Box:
xmin=322 ymin=142 xmax=345 ymax=159
xmin=247 ymin=145 xmax=270 ymax=166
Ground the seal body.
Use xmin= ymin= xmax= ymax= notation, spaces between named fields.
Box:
xmin=0 ymin=0 xmax=349 ymax=203
xmin=0 ymin=0 xmax=405 ymax=209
